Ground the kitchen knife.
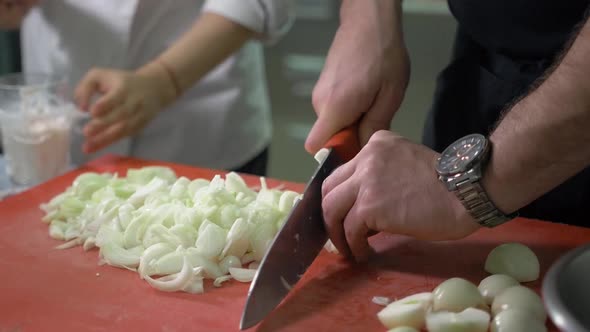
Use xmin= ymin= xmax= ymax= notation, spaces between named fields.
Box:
xmin=239 ymin=126 xmax=360 ymax=330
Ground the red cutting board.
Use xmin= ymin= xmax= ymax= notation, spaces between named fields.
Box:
xmin=0 ymin=155 xmax=588 ymax=332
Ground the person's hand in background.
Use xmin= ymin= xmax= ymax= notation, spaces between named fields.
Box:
xmin=75 ymin=12 xmax=257 ymax=154
xmin=305 ymin=0 xmax=410 ymax=154
xmin=0 ymin=0 xmax=37 ymax=29
xmin=321 ymin=130 xmax=480 ymax=262
xmin=74 ymin=61 xmax=177 ymax=153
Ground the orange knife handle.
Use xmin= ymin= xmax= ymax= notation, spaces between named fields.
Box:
xmin=324 ymin=126 xmax=361 ymax=162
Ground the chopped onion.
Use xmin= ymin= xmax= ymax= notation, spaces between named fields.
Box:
xmin=229 ymin=267 xmax=257 ymax=282
xmin=138 ymin=243 xmax=175 ymax=278
xmin=127 ymin=177 xmax=167 ymax=207
xmin=213 ymin=275 xmax=233 ymax=287
xmin=123 ymin=214 xmax=150 ymax=248
xmin=126 ymin=166 xmax=177 ymax=185
xmin=485 ymin=243 xmax=540 ymax=282
xmin=64 ymin=225 xmax=81 ymax=241
xmin=82 ymin=203 xmax=119 ymax=236
xmin=185 ymin=249 xmax=224 ymax=278
xmin=142 ymin=224 xmax=182 ymax=248
xmin=425 ymin=307 xmax=490 ymax=332
xmin=95 ymin=226 xmax=124 ymax=247
xmin=370 ymin=243 xmax=547 ymax=331
xmin=377 ymin=292 xmax=433 ymax=329
xmin=42 ymin=209 xmax=59 ymax=223
xmin=225 ymin=172 xmax=254 ymax=195
xmin=117 ymin=203 xmax=135 ymax=230
xmin=55 ymin=238 xmax=82 ymax=250
xmin=182 ymin=274 xmax=205 ymax=294
xmin=49 ymin=222 xmax=66 ymax=240
xmin=219 ymin=255 xmax=241 ymax=275
xmin=257 ymin=189 xmax=279 ymax=207
xmin=278 ymin=191 xmax=300 ymax=213
xmin=372 ymin=296 xmax=391 ymax=307
xmin=40 ymin=166 xmax=302 ymax=294
xmin=491 ymin=309 xmax=547 ymax=332
xmin=218 ymin=204 xmax=240 ymax=229
xmin=194 ymin=223 xmax=227 ymax=259
xmin=324 ymin=239 xmax=339 ymax=254
xmin=387 ymin=327 xmax=419 ymax=332
xmin=144 ymin=256 xmax=194 ymax=293
xmin=83 ymin=237 xmax=96 ymax=251
xmin=478 ymin=274 xmax=519 ymax=305
xmin=314 ymin=148 xmax=330 ymax=163
xmin=241 ymin=252 xmax=256 ymax=265
xmin=259 ymin=177 xmax=268 ymax=191
xmin=100 ymin=242 xmax=141 ymax=268
xmin=170 ymin=177 xmax=190 ymax=198
xmin=491 ymin=285 xmax=546 ymax=321
xmin=250 ymin=221 xmax=276 ymax=261
xmin=432 ymin=278 xmax=485 ymax=312
xmin=151 ymin=251 xmax=184 ymax=276
xmin=221 ymin=218 xmax=250 ymax=258
xmin=188 ymin=178 xmax=210 ymax=198
xmin=248 ymin=261 xmax=260 ymax=270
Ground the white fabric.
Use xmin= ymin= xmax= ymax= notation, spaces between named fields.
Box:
xmin=203 ymin=0 xmax=295 ymax=44
xmin=21 ymin=0 xmax=294 ymax=170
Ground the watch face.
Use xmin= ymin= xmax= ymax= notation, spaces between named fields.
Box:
xmin=436 ymin=134 xmax=487 ymax=176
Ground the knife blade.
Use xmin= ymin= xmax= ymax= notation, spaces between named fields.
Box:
xmin=239 ymin=127 xmax=360 ymax=330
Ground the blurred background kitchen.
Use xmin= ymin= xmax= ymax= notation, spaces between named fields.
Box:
xmin=0 ymin=0 xmax=457 ymax=183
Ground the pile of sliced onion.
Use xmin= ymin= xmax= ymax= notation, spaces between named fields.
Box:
xmin=375 ymin=243 xmax=547 ymax=331
xmin=41 ymin=166 xmax=307 ymax=294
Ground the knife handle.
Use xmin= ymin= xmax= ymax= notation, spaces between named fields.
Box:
xmin=324 ymin=126 xmax=361 ymax=162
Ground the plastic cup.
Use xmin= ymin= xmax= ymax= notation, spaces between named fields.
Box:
xmin=0 ymin=73 xmax=77 ymax=188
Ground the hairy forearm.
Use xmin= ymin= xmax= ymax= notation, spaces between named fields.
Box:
xmin=483 ymin=17 xmax=590 ymax=214
xmin=139 ymin=12 xmax=255 ymax=97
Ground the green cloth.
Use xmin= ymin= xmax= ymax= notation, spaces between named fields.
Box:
xmin=0 ymin=30 xmax=21 ymax=75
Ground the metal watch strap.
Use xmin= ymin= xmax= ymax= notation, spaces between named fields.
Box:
xmin=454 ymin=178 xmax=515 ymax=228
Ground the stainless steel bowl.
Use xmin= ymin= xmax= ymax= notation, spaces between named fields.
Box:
xmin=543 ymin=244 xmax=590 ymax=332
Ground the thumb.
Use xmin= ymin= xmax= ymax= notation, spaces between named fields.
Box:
xmin=305 ymin=110 xmax=341 ymax=155
xmin=75 ymin=69 xmax=104 ymax=112
xmin=306 ymin=88 xmax=365 ymax=154
xmin=307 ymin=98 xmax=374 ymax=154
xmin=358 ymin=87 xmax=398 ymax=145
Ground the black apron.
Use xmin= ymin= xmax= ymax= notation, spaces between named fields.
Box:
xmin=422 ymin=17 xmax=590 ymax=226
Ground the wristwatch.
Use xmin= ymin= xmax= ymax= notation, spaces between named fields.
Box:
xmin=435 ymin=133 xmax=517 ymax=227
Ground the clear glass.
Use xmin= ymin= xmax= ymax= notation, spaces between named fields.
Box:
xmin=0 ymin=73 xmax=76 ymax=188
